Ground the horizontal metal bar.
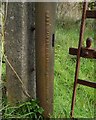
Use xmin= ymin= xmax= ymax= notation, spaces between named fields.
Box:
xmin=69 ymin=47 xmax=96 ymax=59
xmin=86 ymin=10 xmax=96 ymax=19
xmin=77 ymin=79 xmax=96 ymax=88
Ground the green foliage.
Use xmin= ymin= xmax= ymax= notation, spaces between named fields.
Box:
xmin=88 ymin=2 xmax=96 ymax=10
xmin=2 ymin=99 xmax=44 ymax=119
xmin=53 ymin=23 xmax=95 ymax=118
xmin=1 ymin=59 xmax=43 ymax=120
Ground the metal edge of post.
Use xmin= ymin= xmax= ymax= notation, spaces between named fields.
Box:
xmin=35 ymin=2 xmax=56 ymax=118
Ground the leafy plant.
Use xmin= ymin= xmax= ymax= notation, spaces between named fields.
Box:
xmin=2 ymin=99 xmax=44 ymax=119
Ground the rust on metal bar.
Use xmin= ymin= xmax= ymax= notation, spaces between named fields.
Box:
xmin=86 ymin=10 xmax=96 ymax=19
xmin=69 ymin=47 xmax=96 ymax=59
xmin=77 ymin=79 xmax=96 ymax=88
xmin=70 ymin=2 xmax=88 ymax=118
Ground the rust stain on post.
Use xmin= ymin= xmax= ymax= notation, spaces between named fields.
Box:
xmin=35 ymin=3 xmax=56 ymax=118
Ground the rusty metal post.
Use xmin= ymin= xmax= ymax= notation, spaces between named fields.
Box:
xmin=35 ymin=3 xmax=56 ymax=118
xmin=70 ymin=2 xmax=88 ymax=118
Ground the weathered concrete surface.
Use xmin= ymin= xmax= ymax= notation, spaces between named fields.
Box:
xmin=0 ymin=9 xmax=2 ymax=119
xmin=5 ymin=3 xmax=36 ymax=105
xmin=0 ymin=44 xmax=1 ymax=83
xmin=35 ymin=3 xmax=56 ymax=118
xmin=0 ymin=21 xmax=1 ymax=82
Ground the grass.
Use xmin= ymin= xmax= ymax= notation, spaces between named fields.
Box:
xmin=53 ymin=23 xmax=95 ymax=118
xmin=2 ymin=99 xmax=44 ymax=119
xmin=1 ymin=22 xmax=95 ymax=118
xmin=1 ymin=63 xmax=44 ymax=119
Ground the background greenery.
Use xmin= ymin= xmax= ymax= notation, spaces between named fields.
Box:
xmin=1 ymin=2 xmax=96 ymax=119
xmin=53 ymin=21 xmax=95 ymax=118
